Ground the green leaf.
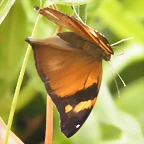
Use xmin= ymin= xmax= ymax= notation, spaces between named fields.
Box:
xmin=0 ymin=0 xmax=16 ymax=24
xmin=46 ymin=0 xmax=93 ymax=5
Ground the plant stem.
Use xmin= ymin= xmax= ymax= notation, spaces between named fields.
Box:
xmin=45 ymin=96 xmax=53 ymax=144
xmin=79 ymin=4 xmax=87 ymax=23
xmin=4 ymin=13 xmax=41 ymax=144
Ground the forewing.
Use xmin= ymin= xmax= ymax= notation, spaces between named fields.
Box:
xmin=36 ymin=7 xmax=113 ymax=55
xmin=25 ymin=36 xmax=102 ymax=137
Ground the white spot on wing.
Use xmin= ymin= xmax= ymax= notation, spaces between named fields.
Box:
xmin=76 ymin=124 xmax=80 ymax=128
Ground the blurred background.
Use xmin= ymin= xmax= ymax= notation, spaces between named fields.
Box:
xmin=0 ymin=0 xmax=144 ymax=144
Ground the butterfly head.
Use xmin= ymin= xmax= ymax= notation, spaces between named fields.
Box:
xmin=101 ymin=52 xmax=112 ymax=61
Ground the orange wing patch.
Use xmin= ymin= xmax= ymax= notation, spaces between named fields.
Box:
xmin=65 ymin=105 xmax=73 ymax=113
xmin=65 ymin=97 xmax=96 ymax=114
xmin=74 ymin=98 xmax=96 ymax=113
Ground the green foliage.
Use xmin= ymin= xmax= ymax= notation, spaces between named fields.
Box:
xmin=0 ymin=0 xmax=144 ymax=143
xmin=0 ymin=0 xmax=16 ymax=24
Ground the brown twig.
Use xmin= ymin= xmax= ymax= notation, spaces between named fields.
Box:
xmin=45 ymin=96 xmax=53 ymax=144
xmin=53 ymin=25 xmax=63 ymax=36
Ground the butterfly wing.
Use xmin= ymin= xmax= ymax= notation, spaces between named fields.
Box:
xmin=35 ymin=7 xmax=113 ymax=56
xmin=25 ymin=35 xmax=102 ymax=137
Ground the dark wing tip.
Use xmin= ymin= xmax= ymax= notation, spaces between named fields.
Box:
xmin=61 ymin=116 xmax=85 ymax=138
xmin=34 ymin=6 xmax=40 ymax=11
xmin=60 ymin=109 xmax=94 ymax=138
xmin=61 ymin=123 xmax=80 ymax=138
xmin=60 ymin=115 xmax=81 ymax=138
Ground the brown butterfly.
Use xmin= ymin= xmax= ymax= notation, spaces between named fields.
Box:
xmin=25 ymin=7 xmax=114 ymax=138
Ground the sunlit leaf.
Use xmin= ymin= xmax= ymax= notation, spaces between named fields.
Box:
xmin=0 ymin=118 xmax=24 ymax=144
xmin=0 ymin=0 xmax=16 ymax=24
xmin=46 ymin=0 xmax=93 ymax=6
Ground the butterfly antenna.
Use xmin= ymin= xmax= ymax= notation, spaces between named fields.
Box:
xmin=111 ymin=36 xmax=134 ymax=47
xmin=112 ymin=48 xmax=124 ymax=56
xmin=71 ymin=5 xmax=84 ymax=24
xmin=107 ymin=61 xmax=126 ymax=97
xmin=113 ymin=74 xmax=120 ymax=97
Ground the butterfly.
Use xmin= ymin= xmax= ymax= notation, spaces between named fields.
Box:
xmin=25 ymin=7 xmax=114 ymax=138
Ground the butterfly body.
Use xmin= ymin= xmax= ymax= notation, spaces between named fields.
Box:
xmin=58 ymin=32 xmax=111 ymax=61
xmin=25 ymin=7 xmax=114 ymax=137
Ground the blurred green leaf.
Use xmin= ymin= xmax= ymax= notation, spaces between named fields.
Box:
xmin=0 ymin=0 xmax=16 ymax=24
xmin=0 ymin=0 xmax=144 ymax=143
xmin=46 ymin=0 xmax=93 ymax=5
